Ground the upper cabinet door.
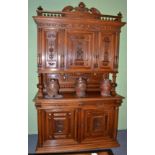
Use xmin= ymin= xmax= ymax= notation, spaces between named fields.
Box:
xmin=98 ymin=32 xmax=116 ymax=71
xmin=66 ymin=31 xmax=94 ymax=71
xmin=40 ymin=29 xmax=65 ymax=71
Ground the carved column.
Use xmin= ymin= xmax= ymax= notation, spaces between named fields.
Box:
xmin=37 ymin=73 xmax=43 ymax=98
xmin=37 ymin=109 xmax=42 ymax=147
xmin=113 ymin=106 xmax=119 ymax=139
xmin=111 ymin=73 xmax=117 ymax=96
xmin=37 ymin=28 xmax=42 ymax=68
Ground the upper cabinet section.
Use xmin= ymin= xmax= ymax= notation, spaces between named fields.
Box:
xmin=33 ymin=2 xmax=125 ymax=73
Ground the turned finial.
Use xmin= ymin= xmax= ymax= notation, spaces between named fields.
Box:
xmin=79 ymin=2 xmax=85 ymax=8
xmin=118 ymin=12 xmax=122 ymax=17
xmin=37 ymin=6 xmax=43 ymax=10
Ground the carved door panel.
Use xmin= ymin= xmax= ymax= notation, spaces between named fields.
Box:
xmin=66 ymin=31 xmax=94 ymax=70
xmin=42 ymin=108 xmax=78 ymax=146
xmin=98 ymin=33 xmax=115 ymax=70
xmin=81 ymin=107 xmax=115 ymax=142
xmin=43 ymin=29 xmax=64 ymax=70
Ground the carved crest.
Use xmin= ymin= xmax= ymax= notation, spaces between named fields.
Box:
xmin=62 ymin=2 xmax=101 ymax=15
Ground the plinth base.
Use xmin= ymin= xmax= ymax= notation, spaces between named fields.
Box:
xmin=68 ymin=150 xmax=113 ymax=155
xmin=32 ymin=150 xmax=114 ymax=155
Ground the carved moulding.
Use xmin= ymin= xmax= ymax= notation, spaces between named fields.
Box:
xmin=37 ymin=22 xmax=120 ymax=31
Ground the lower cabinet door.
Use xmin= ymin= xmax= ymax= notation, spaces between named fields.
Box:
xmin=39 ymin=108 xmax=78 ymax=146
xmin=81 ymin=106 xmax=115 ymax=142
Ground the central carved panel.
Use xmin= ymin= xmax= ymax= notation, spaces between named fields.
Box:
xmin=93 ymin=116 xmax=105 ymax=132
xmin=54 ymin=119 xmax=64 ymax=133
xmin=67 ymin=31 xmax=94 ymax=69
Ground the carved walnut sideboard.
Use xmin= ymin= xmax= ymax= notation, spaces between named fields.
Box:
xmin=33 ymin=2 xmax=126 ymax=154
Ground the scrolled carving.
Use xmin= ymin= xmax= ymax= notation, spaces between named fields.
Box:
xmin=62 ymin=6 xmax=74 ymax=12
xmin=62 ymin=2 xmax=101 ymax=15
xmin=90 ymin=7 xmax=101 ymax=15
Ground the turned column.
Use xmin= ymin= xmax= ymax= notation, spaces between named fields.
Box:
xmin=37 ymin=73 xmax=43 ymax=98
xmin=111 ymin=72 xmax=117 ymax=96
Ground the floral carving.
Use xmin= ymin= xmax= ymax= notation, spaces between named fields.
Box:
xmin=46 ymin=31 xmax=57 ymax=68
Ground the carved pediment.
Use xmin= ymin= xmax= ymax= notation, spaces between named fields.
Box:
xmin=36 ymin=2 xmax=123 ymax=21
xmin=62 ymin=2 xmax=101 ymax=15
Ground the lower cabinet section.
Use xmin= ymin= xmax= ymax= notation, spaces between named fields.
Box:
xmin=36 ymin=98 xmax=122 ymax=153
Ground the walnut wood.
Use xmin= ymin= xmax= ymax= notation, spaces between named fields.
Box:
xmin=33 ymin=2 xmax=125 ymax=154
